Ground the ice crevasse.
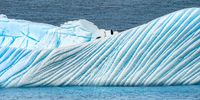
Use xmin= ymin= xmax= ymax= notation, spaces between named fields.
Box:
xmin=0 ymin=8 xmax=199 ymax=87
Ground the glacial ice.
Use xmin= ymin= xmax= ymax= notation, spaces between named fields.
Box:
xmin=0 ymin=16 xmax=101 ymax=49
xmin=0 ymin=8 xmax=199 ymax=87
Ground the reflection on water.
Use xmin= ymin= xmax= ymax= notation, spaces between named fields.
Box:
xmin=0 ymin=85 xmax=200 ymax=100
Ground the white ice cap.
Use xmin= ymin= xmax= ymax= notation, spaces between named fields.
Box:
xmin=0 ymin=14 xmax=7 ymax=18
xmin=94 ymin=29 xmax=119 ymax=39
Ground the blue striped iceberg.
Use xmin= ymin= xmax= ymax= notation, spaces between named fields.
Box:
xmin=0 ymin=8 xmax=199 ymax=87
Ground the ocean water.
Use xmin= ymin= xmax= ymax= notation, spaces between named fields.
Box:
xmin=1 ymin=85 xmax=200 ymax=100
xmin=0 ymin=0 xmax=199 ymax=31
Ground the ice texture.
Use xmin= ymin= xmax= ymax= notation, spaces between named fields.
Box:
xmin=0 ymin=8 xmax=199 ymax=87
xmin=0 ymin=17 xmax=99 ymax=49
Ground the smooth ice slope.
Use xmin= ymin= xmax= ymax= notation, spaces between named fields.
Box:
xmin=0 ymin=8 xmax=199 ymax=87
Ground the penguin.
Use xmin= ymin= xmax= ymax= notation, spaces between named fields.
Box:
xmin=96 ymin=29 xmax=119 ymax=39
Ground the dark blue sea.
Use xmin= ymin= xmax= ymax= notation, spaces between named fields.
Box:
xmin=0 ymin=0 xmax=200 ymax=100
xmin=1 ymin=0 xmax=200 ymax=31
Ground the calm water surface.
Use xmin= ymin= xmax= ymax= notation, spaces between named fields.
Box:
xmin=0 ymin=85 xmax=200 ymax=100
xmin=0 ymin=0 xmax=199 ymax=31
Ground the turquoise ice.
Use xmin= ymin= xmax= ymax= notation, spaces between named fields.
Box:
xmin=0 ymin=16 xmax=101 ymax=49
xmin=0 ymin=8 xmax=199 ymax=87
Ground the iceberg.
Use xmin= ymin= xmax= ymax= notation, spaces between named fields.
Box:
xmin=0 ymin=16 xmax=107 ymax=49
xmin=0 ymin=8 xmax=199 ymax=87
